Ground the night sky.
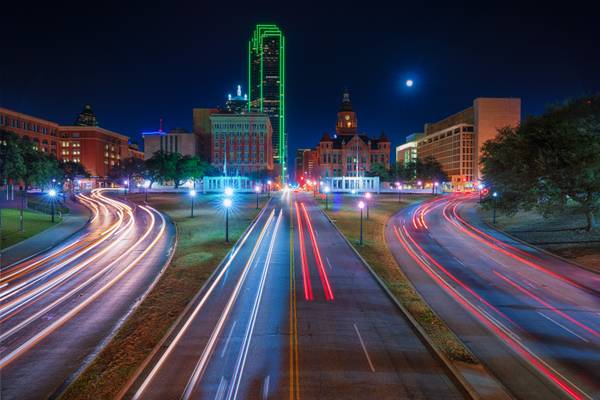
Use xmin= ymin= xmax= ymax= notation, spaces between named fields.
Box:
xmin=2 ymin=1 xmax=598 ymax=162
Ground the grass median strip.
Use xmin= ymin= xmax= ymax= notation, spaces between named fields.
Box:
xmin=323 ymin=194 xmax=476 ymax=364
xmin=0 ymin=208 xmax=61 ymax=250
xmin=60 ymin=192 xmax=265 ymax=400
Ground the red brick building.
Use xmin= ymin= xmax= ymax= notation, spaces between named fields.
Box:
xmin=311 ymin=89 xmax=391 ymax=179
xmin=0 ymin=106 xmax=138 ymax=180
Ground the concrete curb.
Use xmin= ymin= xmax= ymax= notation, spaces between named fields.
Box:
xmin=116 ymin=197 xmax=272 ymax=400
xmin=479 ymin=214 xmax=600 ymax=276
xmin=0 ymin=200 xmax=92 ymax=269
xmin=319 ymin=206 xmax=481 ymax=400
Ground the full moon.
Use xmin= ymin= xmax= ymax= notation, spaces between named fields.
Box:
xmin=406 ymin=79 xmax=414 ymax=87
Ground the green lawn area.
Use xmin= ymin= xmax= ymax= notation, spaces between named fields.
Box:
xmin=0 ymin=208 xmax=60 ymax=250
xmin=479 ymin=206 xmax=600 ymax=272
xmin=323 ymin=193 xmax=477 ymax=364
xmin=61 ymin=192 xmax=265 ymax=400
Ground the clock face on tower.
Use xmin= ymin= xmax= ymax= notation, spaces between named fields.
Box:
xmin=344 ymin=114 xmax=350 ymax=121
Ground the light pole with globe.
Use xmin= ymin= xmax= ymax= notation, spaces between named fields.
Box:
xmin=365 ymin=192 xmax=372 ymax=219
xmin=254 ymin=185 xmax=260 ymax=209
xmin=267 ymin=180 xmax=272 ymax=197
xmin=223 ymin=197 xmax=232 ymax=242
xmin=396 ymin=181 xmax=401 ymax=203
xmin=324 ymin=186 xmax=330 ymax=210
xmin=358 ymin=200 xmax=365 ymax=245
xmin=189 ymin=189 xmax=196 ymax=217
xmin=48 ymin=189 xmax=57 ymax=222
xmin=492 ymin=191 xmax=498 ymax=224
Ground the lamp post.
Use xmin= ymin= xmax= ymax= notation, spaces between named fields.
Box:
xmin=223 ymin=197 xmax=232 ymax=242
xmin=49 ymin=189 xmax=57 ymax=223
xmin=358 ymin=200 xmax=365 ymax=245
xmin=324 ymin=186 xmax=330 ymax=210
xmin=144 ymin=180 xmax=150 ymax=202
xmin=189 ymin=189 xmax=196 ymax=217
xmin=478 ymin=184 xmax=484 ymax=203
xmin=492 ymin=191 xmax=498 ymax=224
xmin=417 ymin=180 xmax=422 ymax=189
xmin=123 ymin=179 xmax=129 ymax=195
xmin=19 ymin=186 xmax=25 ymax=232
xmin=396 ymin=182 xmax=401 ymax=203
xmin=267 ymin=180 xmax=272 ymax=197
xmin=433 ymin=181 xmax=439 ymax=195
xmin=365 ymin=192 xmax=372 ymax=220
xmin=254 ymin=185 xmax=260 ymax=209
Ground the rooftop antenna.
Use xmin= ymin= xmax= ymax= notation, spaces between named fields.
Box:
xmin=159 ymin=117 xmax=164 ymax=133
xmin=237 ymin=85 xmax=242 ymax=97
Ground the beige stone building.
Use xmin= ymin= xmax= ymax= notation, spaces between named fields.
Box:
xmin=418 ymin=98 xmax=521 ymax=188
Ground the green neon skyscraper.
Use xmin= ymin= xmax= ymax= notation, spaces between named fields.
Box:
xmin=249 ymin=24 xmax=286 ymax=182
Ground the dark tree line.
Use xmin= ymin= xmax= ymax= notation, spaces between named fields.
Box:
xmin=368 ymin=156 xmax=448 ymax=184
xmin=481 ymin=95 xmax=600 ymax=231
xmin=0 ymin=130 xmax=90 ymax=189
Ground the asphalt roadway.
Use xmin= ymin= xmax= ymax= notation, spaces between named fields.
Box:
xmin=128 ymin=191 xmax=465 ymax=400
xmin=0 ymin=189 xmax=175 ymax=399
xmin=385 ymin=193 xmax=600 ymax=400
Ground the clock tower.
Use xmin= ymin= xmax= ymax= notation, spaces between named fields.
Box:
xmin=336 ymin=88 xmax=357 ymax=135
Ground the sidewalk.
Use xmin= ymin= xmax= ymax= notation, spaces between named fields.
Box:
xmin=0 ymin=200 xmax=91 ymax=268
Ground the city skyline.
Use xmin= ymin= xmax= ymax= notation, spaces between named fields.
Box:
xmin=2 ymin=2 xmax=598 ymax=165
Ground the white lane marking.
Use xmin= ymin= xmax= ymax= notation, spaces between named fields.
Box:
xmin=180 ymin=211 xmax=277 ymax=400
xmin=537 ymin=312 xmax=589 ymax=343
xmin=132 ymin=208 xmax=273 ymax=400
xmin=262 ymin=375 xmax=270 ymax=400
xmin=214 ymin=376 xmax=228 ymax=400
xmin=228 ymin=211 xmax=283 ymax=400
xmin=221 ymin=321 xmax=237 ymax=358
xmin=325 ymin=256 xmax=333 ymax=270
xmin=353 ymin=323 xmax=375 ymax=372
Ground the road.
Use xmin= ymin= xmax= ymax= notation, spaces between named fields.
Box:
xmin=0 ymin=189 xmax=175 ymax=400
xmin=128 ymin=192 xmax=466 ymax=400
xmin=386 ymin=193 xmax=600 ymax=400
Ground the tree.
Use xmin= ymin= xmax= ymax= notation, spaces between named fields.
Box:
xmin=481 ymin=95 xmax=600 ymax=231
xmin=173 ymin=155 xmax=209 ymax=188
xmin=393 ymin=161 xmax=417 ymax=182
xmin=0 ymin=130 xmax=26 ymax=185
xmin=368 ymin=163 xmax=391 ymax=181
xmin=144 ymin=151 xmax=179 ymax=187
xmin=109 ymin=157 xmax=146 ymax=187
xmin=18 ymin=137 xmax=61 ymax=189
xmin=417 ymin=156 xmax=448 ymax=183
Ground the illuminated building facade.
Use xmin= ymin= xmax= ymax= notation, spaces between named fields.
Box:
xmin=248 ymin=24 xmax=286 ymax=181
xmin=193 ymin=107 xmax=219 ymax=162
xmin=210 ymin=112 xmax=273 ymax=177
xmin=143 ymin=128 xmax=198 ymax=159
xmin=0 ymin=106 xmax=137 ymax=179
xmin=396 ymin=133 xmax=423 ymax=166
xmin=418 ymin=97 xmax=521 ymax=188
xmin=313 ymin=90 xmax=390 ymax=178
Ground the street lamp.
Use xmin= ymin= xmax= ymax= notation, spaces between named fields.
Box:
xmin=144 ymin=180 xmax=150 ymax=202
xmin=267 ymin=180 xmax=272 ymax=197
xmin=417 ymin=180 xmax=423 ymax=189
xmin=492 ymin=191 xmax=498 ymax=224
xmin=48 ymin=189 xmax=57 ymax=222
xmin=365 ymin=192 xmax=372 ymax=219
xmin=223 ymin=197 xmax=232 ymax=242
xmin=395 ymin=181 xmax=401 ymax=203
xmin=189 ymin=189 xmax=196 ymax=217
xmin=224 ymin=187 xmax=234 ymax=197
xmin=254 ymin=185 xmax=260 ymax=209
xmin=358 ymin=200 xmax=365 ymax=245
xmin=433 ymin=181 xmax=439 ymax=195
xmin=324 ymin=186 xmax=330 ymax=210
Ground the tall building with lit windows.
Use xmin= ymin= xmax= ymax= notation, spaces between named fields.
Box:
xmin=248 ymin=24 xmax=286 ymax=182
xmin=418 ymin=97 xmax=521 ymax=188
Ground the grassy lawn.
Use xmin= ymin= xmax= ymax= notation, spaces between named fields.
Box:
xmin=479 ymin=206 xmax=600 ymax=272
xmin=323 ymin=193 xmax=476 ymax=364
xmin=0 ymin=208 xmax=61 ymax=250
xmin=61 ymin=192 xmax=266 ymax=400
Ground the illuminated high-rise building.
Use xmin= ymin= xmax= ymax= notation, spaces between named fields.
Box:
xmin=248 ymin=24 xmax=286 ymax=182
